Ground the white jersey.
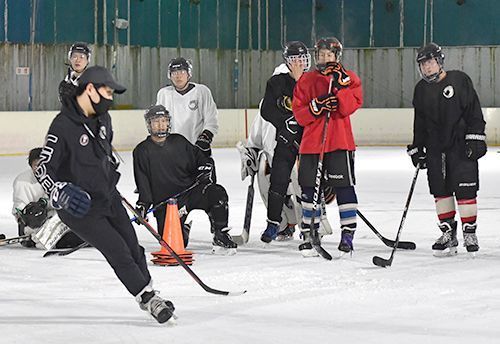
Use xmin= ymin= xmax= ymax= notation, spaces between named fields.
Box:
xmin=12 ymin=169 xmax=48 ymax=216
xmin=156 ymin=82 xmax=219 ymax=144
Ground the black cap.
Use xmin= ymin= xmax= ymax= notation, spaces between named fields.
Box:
xmin=79 ymin=66 xmax=127 ymax=94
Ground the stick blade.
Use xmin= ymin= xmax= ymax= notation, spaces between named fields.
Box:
xmin=232 ymin=232 xmax=248 ymax=246
xmin=396 ymin=241 xmax=416 ymax=250
xmin=372 ymin=255 xmax=392 ymax=268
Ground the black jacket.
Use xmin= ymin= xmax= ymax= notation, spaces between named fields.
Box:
xmin=36 ymin=97 xmax=120 ymax=214
xmin=133 ymin=134 xmax=209 ymax=206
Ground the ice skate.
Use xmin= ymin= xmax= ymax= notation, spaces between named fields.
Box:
xmin=463 ymin=223 xmax=479 ymax=257
xmin=136 ymin=289 xmax=176 ymax=324
xmin=260 ymin=221 xmax=279 ymax=243
xmin=298 ymin=232 xmax=318 ymax=257
xmin=275 ymin=224 xmax=295 ymax=241
xmin=338 ymin=228 xmax=355 ymax=255
xmin=212 ymin=227 xmax=237 ymax=255
xmin=432 ymin=220 xmax=458 ymax=257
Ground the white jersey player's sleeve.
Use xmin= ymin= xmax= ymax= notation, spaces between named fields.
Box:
xmin=12 ymin=169 xmax=46 ymax=216
xmin=199 ymin=85 xmax=219 ymax=136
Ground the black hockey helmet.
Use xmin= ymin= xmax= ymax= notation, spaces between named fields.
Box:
xmin=314 ymin=37 xmax=343 ymax=62
xmin=144 ymin=104 xmax=171 ymax=138
xmin=282 ymin=41 xmax=311 ymax=71
xmin=68 ymin=42 xmax=91 ymax=61
xmin=168 ymin=57 xmax=193 ymax=79
xmin=416 ymin=42 xmax=445 ymax=83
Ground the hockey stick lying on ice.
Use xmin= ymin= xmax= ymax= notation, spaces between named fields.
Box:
xmin=0 ymin=234 xmax=30 ymax=247
xmin=122 ymin=196 xmax=247 ymax=296
xmin=232 ymin=174 xmax=255 ymax=245
xmin=43 ymin=242 xmax=91 ymax=258
xmin=129 ymin=181 xmax=200 ymax=223
xmin=356 ymin=210 xmax=416 ymax=250
xmin=373 ymin=165 xmax=420 ymax=268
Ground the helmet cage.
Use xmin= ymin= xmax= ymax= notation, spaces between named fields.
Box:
xmin=144 ymin=106 xmax=171 ymax=138
xmin=416 ymin=43 xmax=445 ymax=83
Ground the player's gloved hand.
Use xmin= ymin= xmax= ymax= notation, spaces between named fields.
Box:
xmin=309 ymin=93 xmax=338 ymax=116
xmin=278 ymin=116 xmax=302 ymax=150
xmin=236 ymin=141 xmax=259 ymax=181
xmin=407 ymin=144 xmax=427 ymax=169
xmin=20 ymin=198 xmax=49 ymax=228
xmin=134 ymin=201 xmax=151 ymax=225
xmin=58 ymin=80 xmax=77 ymax=104
xmin=322 ymin=62 xmax=351 ymax=89
xmin=50 ymin=182 xmax=91 ymax=218
xmin=195 ymin=130 xmax=214 ymax=153
xmin=277 ymin=95 xmax=293 ymax=114
xmin=465 ymin=133 xmax=487 ymax=160
xmin=196 ymin=162 xmax=214 ymax=184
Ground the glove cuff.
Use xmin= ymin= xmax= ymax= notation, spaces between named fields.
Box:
xmin=465 ymin=133 xmax=486 ymax=141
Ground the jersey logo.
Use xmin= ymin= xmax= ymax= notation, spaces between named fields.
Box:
xmin=443 ymin=85 xmax=454 ymax=99
xmin=79 ymin=134 xmax=89 ymax=146
xmin=188 ymin=100 xmax=198 ymax=111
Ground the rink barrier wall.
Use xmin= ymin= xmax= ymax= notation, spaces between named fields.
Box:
xmin=1 ymin=108 xmax=499 ymax=155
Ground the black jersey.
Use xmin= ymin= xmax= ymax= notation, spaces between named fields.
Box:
xmin=133 ymin=134 xmax=209 ymax=205
xmin=412 ymin=70 xmax=485 ymax=152
xmin=261 ymin=73 xmax=300 ymax=131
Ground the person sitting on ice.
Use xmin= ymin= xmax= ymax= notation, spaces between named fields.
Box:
xmin=12 ymin=147 xmax=84 ymax=249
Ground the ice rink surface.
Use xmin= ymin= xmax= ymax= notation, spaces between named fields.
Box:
xmin=0 ymin=147 xmax=499 ymax=344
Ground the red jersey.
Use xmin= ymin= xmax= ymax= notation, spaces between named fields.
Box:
xmin=292 ymin=69 xmax=363 ymax=154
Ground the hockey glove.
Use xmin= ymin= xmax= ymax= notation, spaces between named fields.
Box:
xmin=236 ymin=141 xmax=259 ymax=181
xmin=278 ymin=116 xmax=302 ymax=150
xmin=134 ymin=201 xmax=151 ymax=225
xmin=50 ymin=182 xmax=91 ymax=218
xmin=407 ymin=144 xmax=427 ymax=169
xmin=21 ymin=198 xmax=49 ymax=229
xmin=465 ymin=133 xmax=487 ymax=160
xmin=196 ymin=163 xmax=214 ymax=185
xmin=277 ymin=95 xmax=293 ymax=114
xmin=309 ymin=93 xmax=338 ymax=117
xmin=195 ymin=130 xmax=214 ymax=153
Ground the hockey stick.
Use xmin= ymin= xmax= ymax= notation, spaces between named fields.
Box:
xmin=232 ymin=174 xmax=255 ymax=245
xmin=130 ymin=181 xmax=200 ymax=223
xmin=373 ymin=165 xmax=420 ymax=268
xmin=43 ymin=242 xmax=90 ymax=257
xmin=0 ymin=234 xmax=30 ymax=247
xmin=357 ymin=210 xmax=416 ymax=250
xmin=122 ymin=196 xmax=247 ymax=296
xmin=309 ymin=78 xmax=335 ymax=260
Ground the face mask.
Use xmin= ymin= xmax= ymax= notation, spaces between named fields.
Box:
xmin=89 ymin=89 xmax=113 ymax=116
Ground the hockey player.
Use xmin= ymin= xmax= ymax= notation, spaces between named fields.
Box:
xmin=292 ymin=37 xmax=363 ymax=256
xmin=408 ymin=42 xmax=486 ymax=256
xmin=258 ymin=41 xmax=310 ymax=243
xmin=35 ymin=66 xmax=175 ymax=324
xmin=133 ymin=105 xmax=237 ymax=255
xmin=58 ymin=42 xmax=91 ymax=105
xmin=156 ymin=57 xmax=218 ymax=158
xmin=12 ymin=147 xmax=83 ymax=249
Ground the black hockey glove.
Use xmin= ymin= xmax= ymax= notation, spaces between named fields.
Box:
xmin=195 ymin=130 xmax=214 ymax=153
xmin=134 ymin=201 xmax=151 ymax=225
xmin=21 ymin=198 xmax=49 ymax=228
xmin=58 ymin=80 xmax=77 ymax=104
xmin=196 ymin=163 xmax=214 ymax=185
xmin=277 ymin=95 xmax=293 ymax=114
xmin=407 ymin=144 xmax=427 ymax=169
xmin=50 ymin=182 xmax=91 ymax=218
xmin=278 ymin=116 xmax=302 ymax=150
xmin=309 ymin=93 xmax=338 ymax=117
xmin=465 ymin=133 xmax=487 ymax=160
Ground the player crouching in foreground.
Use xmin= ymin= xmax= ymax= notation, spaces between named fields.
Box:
xmin=133 ymin=105 xmax=237 ymax=255
xmin=12 ymin=147 xmax=84 ymax=249
xmin=408 ymin=43 xmax=487 ymax=257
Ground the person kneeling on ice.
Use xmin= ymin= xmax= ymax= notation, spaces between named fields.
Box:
xmin=12 ymin=147 xmax=84 ymax=249
xmin=35 ymin=66 xmax=175 ymax=324
xmin=133 ymin=105 xmax=237 ymax=255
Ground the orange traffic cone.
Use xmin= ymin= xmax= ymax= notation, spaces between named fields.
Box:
xmin=151 ymin=198 xmax=194 ymax=266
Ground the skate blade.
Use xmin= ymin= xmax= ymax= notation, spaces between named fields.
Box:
xmin=212 ymin=246 xmax=237 ymax=256
xmin=275 ymin=235 xmax=294 ymax=241
xmin=433 ymin=247 xmax=458 ymax=257
xmin=300 ymin=249 xmax=319 ymax=258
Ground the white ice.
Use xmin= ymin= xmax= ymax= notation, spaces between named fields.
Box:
xmin=0 ymin=147 xmax=499 ymax=344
